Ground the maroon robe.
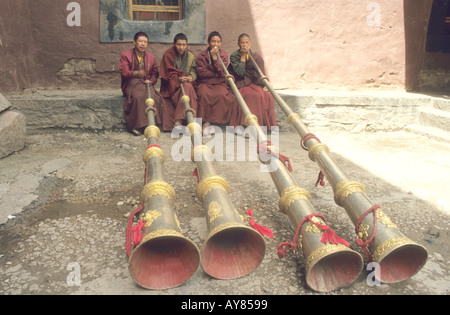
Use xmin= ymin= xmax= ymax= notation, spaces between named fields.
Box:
xmin=160 ymin=47 xmax=198 ymax=131
xmin=195 ymin=48 xmax=237 ymax=125
xmin=227 ymin=50 xmax=278 ymax=130
xmin=119 ymin=48 xmax=162 ymax=132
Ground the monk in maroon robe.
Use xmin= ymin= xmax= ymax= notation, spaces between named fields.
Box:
xmin=196 ymin=31 xmax=237 ymax=132
xmin=119 ymin=32 xmax=162 ymax=135
xmin=160 ymin=33 xmax=198 ymax=131
xmin=228 ymin=34 xmax=278 ymax=130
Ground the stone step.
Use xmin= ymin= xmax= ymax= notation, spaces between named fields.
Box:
xmin=0 ymin=110 xmax=26 ymax=158
xmin=0 ymin=94 xmax=12 ymax=113
xmin=8 ymin=90 xmax=125 ymax=132
xmin=419 ymin=106 xmax=450 ymax=132
xmin=433 ymin=96 xmax=450 ymax=112
xmin=405 ymin=124 xmax=450 ymax=144
xmin=276 ymin=90 xmax=433 ymax=131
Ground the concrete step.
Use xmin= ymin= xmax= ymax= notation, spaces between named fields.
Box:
xmin=276 ymin=89 xmax=433 ymax=131
xmin=433 ymin=96 xmax=450 ymax=112
xmin=419 ymin=106 xmax=450 ymax=132
xmin=7 ymin=89 xmax=125 ymax=132
xmin=405 ymin=124 xmax=450 ymax=144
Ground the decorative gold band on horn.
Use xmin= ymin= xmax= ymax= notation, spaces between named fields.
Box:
xmin=140 ymin=179 xmax=176 ymax=204
xmin=140 ymin=229 xmax=184 ymax=244
xmin=196 ymin=175 xmax=231 ymax=201
xmin=144 ymin=126 xmax=161 ymax=140
xmin=143 ymin=146 xmax=165 ymax=164
xmin=245 ymin=114 xmax=258 ymax=127
xmin=287 ymin=113 xmax=302 ymax=126
xmin=334 ymin=179 xmax=366 ymax=207
xmin=191 ymin=144 xmax=212 ymax=161
xmin=371 ymin=236 xmax=411 ymax=263
xmin=279 ymin=186 xmax=312 ymax=213
xmin=181 ymin=95 xmax=190 ymax=104
xmin=142 ymin=147 xmax=164 ymax=165
xmin=203 ymin=222 xmax=246 ymax=242
xmin=308 ymin=143 xmax=330 ymax=162
xmin=145 ymin=98 xmax=155 ymax=107
xmin=187 ymin=122 xmax=202 ymax=135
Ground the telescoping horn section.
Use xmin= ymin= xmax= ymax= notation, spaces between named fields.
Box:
xmin=372 ymin=236 xmax=428 ymax=283
xmin=128 ymin=222 xmax=201 ymax=290
xmin=244 ymin=49 xmax=428 ymax=284
xmin=127 ymin=88 xmax=201 ymax=290
xmin=333 ymin=189 xmax=429 ymax=284
xmin=305 ymin=244 xmax=364 ymax=292
xmin=332 ymin=179 xmax=428 ymax=284
xmin=213 ymin=50 xmax=363 ymax=292
xmin=196 ymin=174 xmax=266 ymax=279
xmin=180 ymin=83 xmax=266 ymax=280
xmin=128 ymin=179 xmax=201 ymax=290
xmin=275 ymin=170 xmax=364 ymax=293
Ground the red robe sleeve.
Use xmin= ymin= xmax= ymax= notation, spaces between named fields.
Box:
xmin=160 ymin=48 xmax=185 ymax=97
xmin=196 ymin=49 xmax=228 ymax=85
xmin=119 ymin=51 xmax=133 ymax=81
xmin=145 ymin=52 xmax=159 ymax=84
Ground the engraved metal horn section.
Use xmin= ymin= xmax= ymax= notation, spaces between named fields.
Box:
xmin=181 ymin=83 xmax=266 ymax=280
xmin=128 ymin=83 xmax=200 ymax=290
xmin=245 ymin=51 xmax=428 ymax=283
xmin=216 ymin=53 xmax=363 ymax=292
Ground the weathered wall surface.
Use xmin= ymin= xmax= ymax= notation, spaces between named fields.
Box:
xmin=207 ymin=0 xmax=410 ymax=90
xmin=0 ymin=1 xmax=39 ymax=92
xmin=0 ymin=0 xmax=435 ymax=94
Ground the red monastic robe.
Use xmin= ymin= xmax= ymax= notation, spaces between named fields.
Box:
xmin=195 ymin=48 xmax=237 ymax=125
xmin=159 ymin=47 xmax=198 ymax=131
xmin=119 ymin=48 xmax=162 ymax=132
xmin=228 ymin=50 xmax=278 ymax=130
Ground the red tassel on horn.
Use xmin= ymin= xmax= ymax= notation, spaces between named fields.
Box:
xmin=247 ymin=209 xmax=274 ymax=239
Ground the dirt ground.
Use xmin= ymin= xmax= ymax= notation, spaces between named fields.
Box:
xmin=0 ymin=127 xmax=448 ymax=295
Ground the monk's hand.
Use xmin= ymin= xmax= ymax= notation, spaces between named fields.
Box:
xmin=211 ymin=46 xmax=219 ymax=60
xmin=187 ymin=76 xmax=194 ymax=83
xmin=241 ymin=47 xmax=250 ymax=62
xmin=240 ymin=49 xmax=247 ymax=62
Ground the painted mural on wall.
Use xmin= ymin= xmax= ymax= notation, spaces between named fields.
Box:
xmin=99 ymin=0 xmax=206 ymax=43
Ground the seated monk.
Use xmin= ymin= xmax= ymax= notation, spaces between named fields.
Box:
xmin=160 ymin=33 xmax=198 ymax=131
xmin=228 ymin=33 xmax=278 ymax=131
xmin=196 ymin=31 xmax=237 ymax=133
xmin=119 ymin=31 xmax=162 ymax=135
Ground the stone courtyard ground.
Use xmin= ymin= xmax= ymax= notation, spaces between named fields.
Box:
xmin=0 ymin=126 xmax=448 ymax=295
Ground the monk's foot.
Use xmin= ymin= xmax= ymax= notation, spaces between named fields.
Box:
xmin=174 ymin=120 xmax=182 ymax=128
xmin=202 ymin=122 xmax=215 ymax=137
